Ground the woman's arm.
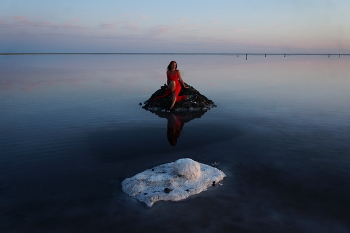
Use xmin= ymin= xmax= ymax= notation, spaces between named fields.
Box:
xmin=178 ymin=71 xmax=189 ymax=88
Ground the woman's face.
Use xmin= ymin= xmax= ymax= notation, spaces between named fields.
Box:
xmin=171 ymin=62 xmax=177 ymax=70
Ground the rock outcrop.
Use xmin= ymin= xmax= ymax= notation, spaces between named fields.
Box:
xmin=142 ymin=83 xmax=216 ymax=112
xmin=121 ymin=158 xmax=225 ymax=207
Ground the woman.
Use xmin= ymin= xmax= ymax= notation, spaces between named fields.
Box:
xmin=153 ymin=61 xmax=189 ymax=109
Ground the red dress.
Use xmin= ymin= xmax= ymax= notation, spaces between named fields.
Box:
xmin=167 ymin=114 xmax=185 ymax=146
xmin=153 ymin=71 xmax=186 ymax=102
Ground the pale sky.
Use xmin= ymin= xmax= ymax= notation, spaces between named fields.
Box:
xmin=1 ymin=0 xmax=349 ymax=53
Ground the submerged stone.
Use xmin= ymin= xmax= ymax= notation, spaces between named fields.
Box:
xmin=121 ymin=158 xmax=226 ymax=207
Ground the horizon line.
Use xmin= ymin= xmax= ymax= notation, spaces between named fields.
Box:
xmin=1 ymin=52 xmax=350 ymax=56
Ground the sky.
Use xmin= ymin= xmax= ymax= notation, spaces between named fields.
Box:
xmin=0 ymin=0 xmax=349 ymax=53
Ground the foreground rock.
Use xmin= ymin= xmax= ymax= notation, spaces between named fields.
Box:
xmin=142 ymin=83 xmax=216 ymax=112
xmin=121 ymin=158 xmax=225 ymax=207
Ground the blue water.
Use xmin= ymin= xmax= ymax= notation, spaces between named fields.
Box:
xmin=1 ymin=54 xmax=350 ymax=233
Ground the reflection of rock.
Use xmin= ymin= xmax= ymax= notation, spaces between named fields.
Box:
xmin=121 ymin=158 xmax=226 ymax=207
xmin=152 ymin=109 xmax=207 ymax=122
xmin=142 ymin=83 xmax=216 ymax=112
xmin=142 ymin=84 xmax=215 ymax=145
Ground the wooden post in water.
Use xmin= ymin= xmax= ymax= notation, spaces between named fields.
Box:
xmin=246 ymin=54 xmax=247 ymax=60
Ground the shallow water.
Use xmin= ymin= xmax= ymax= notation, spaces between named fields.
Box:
xmin=1 ymin=54 xmax=350 ymax=233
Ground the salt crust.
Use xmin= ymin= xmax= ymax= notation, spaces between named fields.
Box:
xmin=121 ymin=158 xmax=226 ymax=207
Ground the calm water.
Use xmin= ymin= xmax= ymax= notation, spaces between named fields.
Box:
xmin=1 ymin=54 xmax=350 ymax=233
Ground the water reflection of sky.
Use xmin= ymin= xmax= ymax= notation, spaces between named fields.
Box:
xmin=2 ymin=54 xmax=349 ymax=122
xmin=1 ymin=54 xmax=350 ymax=232
xmin=1 ymin=54 xmax=349 ymax=153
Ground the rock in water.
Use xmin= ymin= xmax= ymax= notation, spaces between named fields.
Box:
xmin=121 ymin=158 xmax=226 ymax=207
xmin=142 ymin=83 xmax=217 ymax=112
xmin=173 ymin=158 xmax=201 ymax=179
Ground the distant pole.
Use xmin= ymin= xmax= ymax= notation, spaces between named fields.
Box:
xmin=339 ymin=54 xmax=341 ymax=57
xmin=246 ymin=54 xmax=247 ymax=60
xmin=265 ymin=54 xmax=266 ymax=57
xmin=284 ymin=54 xmax=286 ymax=57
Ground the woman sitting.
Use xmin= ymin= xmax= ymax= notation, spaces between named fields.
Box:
xmin=153 ymin=61 xmax=189 ymax=109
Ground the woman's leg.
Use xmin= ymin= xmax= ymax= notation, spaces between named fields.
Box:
xmin=153 ymin=88 xmax=171 ymax=101
xmin=168 ymin=81 xmax=176 ymax=109
xmin=153 ymin=81 xmax=174 ymax=101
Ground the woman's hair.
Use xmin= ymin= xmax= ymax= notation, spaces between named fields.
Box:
xmin=167 ymin=61 xmax=177 ymax=71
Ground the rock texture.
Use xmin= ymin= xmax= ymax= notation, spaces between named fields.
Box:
xmin=173 ymin=158 xmax=201 ymax=179
xmin=142 ymin=83 xmax=216 ymax=112
xmin=121 ymin=158 xmax=226 ymax=207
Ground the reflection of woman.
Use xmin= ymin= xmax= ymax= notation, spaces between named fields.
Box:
xmin=153 ymin=110 xmax=206 ymax=146
xmin=153 ymin=61 xmax=189 ymax=110
xmin=166 ymin=114 xmax=185 ymax=146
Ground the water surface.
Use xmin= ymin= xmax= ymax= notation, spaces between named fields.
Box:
xmin=1 ymin=54 xmax=350 ymax=233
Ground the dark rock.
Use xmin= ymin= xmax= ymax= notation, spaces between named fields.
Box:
xmin=142 ymin=83 xmax=216 ymax=112
xmin=164 ymin=188 xmax=173 ymax=193
xmin=212 ymin=181 xmax=216 ymax=186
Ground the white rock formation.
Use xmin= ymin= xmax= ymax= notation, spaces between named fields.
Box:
xmin=173 ymin=158 xmax=201 ymax=179
xmin=121 ymin=158 xmax=226 ymax=207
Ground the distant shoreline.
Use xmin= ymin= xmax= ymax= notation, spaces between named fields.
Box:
xmin=1 ymin=53 xmax=350 ymax=56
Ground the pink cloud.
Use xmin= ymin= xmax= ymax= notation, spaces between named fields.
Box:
xmin=139 ymin=14 xmax=148 ymax=19
xmin=21 ymin=84 xmax=38 ymax=91
xmin=122 ymin=20 xmax=139 ymax=30
xmin=6 ymin=15 xmax=89 ymax=30
xmin=234 ymin=28 xmax=255 ymax=32
xmin=274 ymin=25 xmax=288 ymax=28
xmin=179 ymin=17 xmax=188 ymax=22
xmin=60 ymin=18 xmax=88 ymax=30
xmin=12 ymin=15 xmax=39 ymax=26
xmin=210 ymin=20 xmax=222 ymax=24
xmin=147 ymin=25 xmax=172 ymax=36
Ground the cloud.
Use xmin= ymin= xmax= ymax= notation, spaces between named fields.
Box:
xmin=147 ymin=25 xmax=172 ymax=36
xmin=3 ymin=15 xmax=89 ymax=31
xmin=139 ymin=14 xmax=148 ymax=19
xmin=1 ymin=13 xmax=348 ymax=54
xmin=99 ymin=22 xmax=118 ymax=30
xmin=179 ymin=17 xmax=188 ymax=22
xmin=12 ymin=16 xmax=37 ymax=26
xmin=210 ymin=20 xmax=222 ymax=24
xmin=61 ymin=18 xmax=87 ymax=30
xmin=233 ymin=28 xmax=255 ymax=32
xmin=121 ymin=20 xmax=139 ymax=30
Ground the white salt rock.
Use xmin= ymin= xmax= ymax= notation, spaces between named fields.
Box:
xmin=121 ymin=158 xmax=226 ymax=207
xmin=173 ymin=158 xmax=200 ymax=179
